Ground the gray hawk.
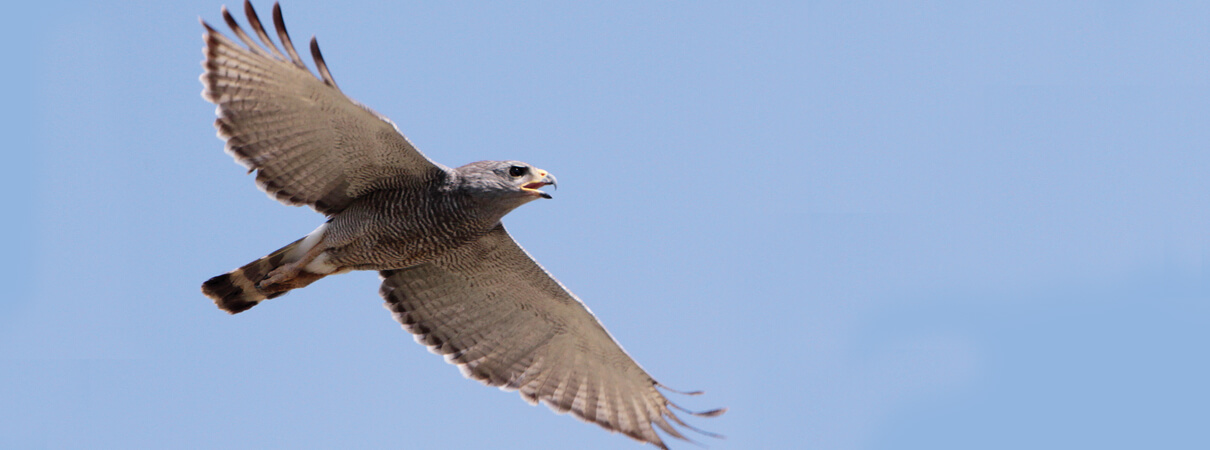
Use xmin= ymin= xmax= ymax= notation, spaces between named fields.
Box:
xmin=198 ymin=2 xmax=724 ymax=448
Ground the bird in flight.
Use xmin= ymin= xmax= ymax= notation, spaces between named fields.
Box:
xmin=199 ymin=2 xmax=723 ymax=448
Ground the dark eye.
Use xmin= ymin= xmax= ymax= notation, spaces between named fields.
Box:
xmin=508 ymin=166 xmax=528 ymax=177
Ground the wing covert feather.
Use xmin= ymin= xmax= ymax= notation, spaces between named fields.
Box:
xmin=201 ymin=2 xmax=446 ymax=215
xmin=379 ymin=226 xmax=723 ymax=449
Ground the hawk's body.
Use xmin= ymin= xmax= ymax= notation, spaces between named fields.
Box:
xmin=203 ymin=163 xmax=535 ymax=312
xmin=199 ymin=2 xmax=722 ymax=448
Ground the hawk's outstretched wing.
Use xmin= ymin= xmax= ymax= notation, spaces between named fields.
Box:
xmin=201 ymin=2 xmax=446 ymax=215
xmin=380 ymin=225 xmax=724 ymax=449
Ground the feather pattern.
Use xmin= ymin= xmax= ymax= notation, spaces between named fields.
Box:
xmin=200 ymin=1 xmax=446 ymax=215
xmin=380 ymin=225 xmax=724 ymax=449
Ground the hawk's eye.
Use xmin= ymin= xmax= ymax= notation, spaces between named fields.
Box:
xmin=509 ymin=166 xmax=528 ymax=177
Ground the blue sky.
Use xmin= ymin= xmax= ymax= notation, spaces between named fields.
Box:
xmin=3 ymin=1 xmax=1208 ymax=449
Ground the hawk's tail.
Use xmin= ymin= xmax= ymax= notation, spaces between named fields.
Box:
xmin=202 ymin=238 xmax=305 ymax=314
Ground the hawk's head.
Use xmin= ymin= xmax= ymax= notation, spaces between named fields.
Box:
xmin=454 ymin=160 xmax=558 ymax=207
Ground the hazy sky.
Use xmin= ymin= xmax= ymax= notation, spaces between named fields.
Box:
xmin=4 ymin=1 xmax=1208 ymax=449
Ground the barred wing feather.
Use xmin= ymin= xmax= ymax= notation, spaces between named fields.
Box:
xmin=379 ymin=225 xmax=723 ymax=449
xmin=201 ymin=2 xmax=445 ymax=215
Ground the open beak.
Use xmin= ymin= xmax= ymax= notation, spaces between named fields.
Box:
xmin=521 ymin=169 xmax=557 ymax=199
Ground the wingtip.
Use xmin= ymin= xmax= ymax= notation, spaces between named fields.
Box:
xmin=656 ymin=382 xmax=705 ymax=396
xmin=309 ymin=35 xmax=341 ymax=90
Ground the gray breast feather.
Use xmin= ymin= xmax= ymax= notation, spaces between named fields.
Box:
xmin=200 ymin=2 xmax=446 ymax=215
xmin=379 ymin=225 xmax=723 ymax=449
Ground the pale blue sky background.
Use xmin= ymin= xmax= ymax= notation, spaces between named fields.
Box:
xmin=3 ymin=1 xmax=1208 ymax=449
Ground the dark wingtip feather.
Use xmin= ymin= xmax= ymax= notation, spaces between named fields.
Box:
xmin=243 ymin=0 xmax=287 ymax=60
xmin=220 ymin=5 xmax=236 ymax=31
xmin=221 ymin=5 xmax=252 ymax=52
xmin=655 ymin=381 xmax=727 ymax=438
xmin=272 ymin=2 xmax=307 ymax=68
xmin=656 ymin=382 xmax=705 ymax=396
xmin=310 ymin=36 xmax=340 ymax=91
xmin=693 ymin=407 xmax=727 ymax=418
xmin=667 ymin=397 xmax=727 ymax=418
xmin=663 ymin=406 xmax=726 ymax=441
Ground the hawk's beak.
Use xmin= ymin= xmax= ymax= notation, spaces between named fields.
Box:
xmin=522 ymin=169 xmax=557 ymax=199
